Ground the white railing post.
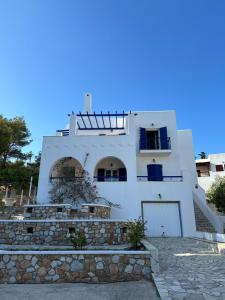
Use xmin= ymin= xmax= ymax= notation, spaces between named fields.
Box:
xmin=20 ymin=189 xmax=24 ymax=206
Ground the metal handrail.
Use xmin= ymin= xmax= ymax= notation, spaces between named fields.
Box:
xmin=93 ymin=176 xmax=127 ymax=182
xmin=49 ymin=176 xmax=84 ymax=183
xmin=56 ymin=129 xmax=69 ymax=136
xmin=140 ymin=137 xmax=171 ymax=150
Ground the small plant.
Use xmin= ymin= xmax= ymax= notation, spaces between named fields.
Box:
xmin=67 ymin=230 xmax=86 ymax=249
xmin=127 ymin=217 xmax=147 ymax=249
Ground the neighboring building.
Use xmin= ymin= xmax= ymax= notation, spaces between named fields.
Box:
xmin=196 ymin=153 xmax=225 ymax=192
xmin=37 ymin=93 xmax=201 ymax=237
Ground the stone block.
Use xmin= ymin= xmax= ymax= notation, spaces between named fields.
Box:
xmin=70 ymin=260 xmax=83 ymax=272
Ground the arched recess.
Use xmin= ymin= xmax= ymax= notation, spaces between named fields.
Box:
xmin=49 ymin=157 xmax=83 ymax=182
xmin=94 ymin=156 xmax=127 ymax=182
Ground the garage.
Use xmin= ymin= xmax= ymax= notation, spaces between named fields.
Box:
xmin=142 ymin=201 xmax=182 ymax=237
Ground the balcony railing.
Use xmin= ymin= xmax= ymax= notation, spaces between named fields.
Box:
xmin=56 ymin=129 xmax=69 ymax=136
xmin=49 ymin=176 xmax=83 ymax=183
xmin=137 ymin=175 xmax=183 ymax=182
xmin=140 ymin=137 xmax=171 ymax=151
xmin=94 ymin=176 xmax=127 ymax=182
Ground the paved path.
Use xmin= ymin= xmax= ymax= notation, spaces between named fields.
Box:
xmin=0 ymin=281 xmax=160 ymax=300
xmin=150 ymin=238 xmax=225 ymax=300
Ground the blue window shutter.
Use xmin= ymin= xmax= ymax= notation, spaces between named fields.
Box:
xmin=119 ymin=168 xmax=127 ymax=181
xmin=97 ymin=169 xmax=105 ymax=182
xmin=140 ymin=128 xmax=147 ymax=150
xmin=147 ymin=164 xmax=163 ymax=181
xmin=160 ymin=127 xmax=168 ymax=149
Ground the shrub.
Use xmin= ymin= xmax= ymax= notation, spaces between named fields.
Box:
xmin=127 ymin=217 xmax=147 ymax=249
xmin=207 ymin=176 xmax=225 ymax=213
xmin=67 ymin=230 xmax=86 ymax=249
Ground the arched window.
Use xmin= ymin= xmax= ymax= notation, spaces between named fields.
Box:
xmin=94 ymin=157 xmax=127 ymax=182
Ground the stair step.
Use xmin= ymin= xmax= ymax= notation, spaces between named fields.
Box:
xmin=193 ymin=201 xmax=216 ymax=233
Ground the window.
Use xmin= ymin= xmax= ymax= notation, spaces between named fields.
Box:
xmin=112 ymin=170 xmax=118 ymax=178
xmin=105 ymin=170 xmax=111 ymax=180
xmin=216 ymin=165 xmax=224 ymax=172
xmin=120 ymin=227 xmax=127 ymax=234
xmin=89 ymin=207 xmax=95 ymax=213
xmin=57 ymin=207 xmax=63 ymax=213
xmin=146 ymin=130 xmax=159 ymax=150
xmin=105 ymin=170 xmax=118 ymax=181
xmin=27 ymin=227 xmax=33 ymax=234
xmin=69 ymin=227 xmax=75 ymax=234
xmin=26 ymin=207 xmax=33 ymax=213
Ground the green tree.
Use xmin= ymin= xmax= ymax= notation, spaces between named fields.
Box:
xmin=0 ymin=117 xmax=11 ymax=157
xmin=207 ymin=176 xmax=225 ymax=213
xmin=0 ymin=162 xmax=39 ymax=192
xmin=27 ymin=151 xmax=41 ymax=169
xmin=0 ymin=115 xmax=32 ymax=167
xmin=198 ymin=152 xmax=207 ymax=159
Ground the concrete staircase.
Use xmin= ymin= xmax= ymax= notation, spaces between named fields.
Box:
xmin=193 ymin=201 xmax=216 ymax=233
xmin=193 ymin=188 xmax=224 ymax=234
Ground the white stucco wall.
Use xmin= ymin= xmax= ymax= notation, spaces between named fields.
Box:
xmin=197 ymin=153 xmax=225 ymax=192
xmin=37 ymin=111 xmax=197 ymax=237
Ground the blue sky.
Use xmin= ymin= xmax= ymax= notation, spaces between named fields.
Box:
xmin=0 ymin=0 xmax=225 ymax=159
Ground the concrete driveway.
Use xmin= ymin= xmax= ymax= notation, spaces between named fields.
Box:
xmin=0 ymin=281 xmax=160 ymax=300
xmin=150 ymin=238 xmax=225 ymax=300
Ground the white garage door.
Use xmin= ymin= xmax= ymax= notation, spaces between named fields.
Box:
xmin=143 ymin=202 xmax=182 ymax=237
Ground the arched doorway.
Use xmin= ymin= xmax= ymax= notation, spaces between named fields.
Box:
xmin=50 ymin=157 xmax=83 ymax=182
xmin=94 ymin=157 xmax=127 ymax=182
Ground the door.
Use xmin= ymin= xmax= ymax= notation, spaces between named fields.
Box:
xmin=146 ymin=130 xmax=159 ymax=150
xmin=143 ymin=202 xmax=182 ymax=237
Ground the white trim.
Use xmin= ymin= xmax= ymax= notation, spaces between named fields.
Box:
xmin=24 ymin=204 xmax=72 ymax=208
xmin=81 ymin=203 xmax=110 ymax=208
xmin=195 ymin=159 xmax=210 ymax=163
xmin=0 ymin=250 xmax=150 ymax=255
xmin=0 ymin=219 xmax=130 ymax=223
xmin=140 ymin=150 xmax=171 ymax=154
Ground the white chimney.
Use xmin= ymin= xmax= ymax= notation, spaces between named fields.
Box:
xmin=84 ymin=92 xmax=92 ymax=113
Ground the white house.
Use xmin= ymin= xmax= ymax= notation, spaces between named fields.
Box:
xmin=37 ymin=93 xmax=201 ymax=237
xmin=196 ymin=153 xmax=225 ymax=192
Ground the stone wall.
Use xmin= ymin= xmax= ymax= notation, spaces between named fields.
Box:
xmin=0 ymin=252 xmax=151 ymax=283
xmin=80 ymin=204 xmax=111 ymax=219
xmin=0 ymin=204 xmax=111 ymax=220
xmin=0 ymin=206 xmax=24 ymax=219
xmin=0 ymin=220 xmax=130 ymax=245
xmin=24 ymin=205 xmax=71 ymax=219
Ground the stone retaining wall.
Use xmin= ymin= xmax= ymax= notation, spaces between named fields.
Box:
xmin=0 ymin=220 xmax=129 ymax=245
xmin=0 ymin=251 xmax=151 ymax=283
xmin=0 ymin=204 xmax=111 ymax=220
xmin=0 ymin=207 xmax=24 ymax=219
